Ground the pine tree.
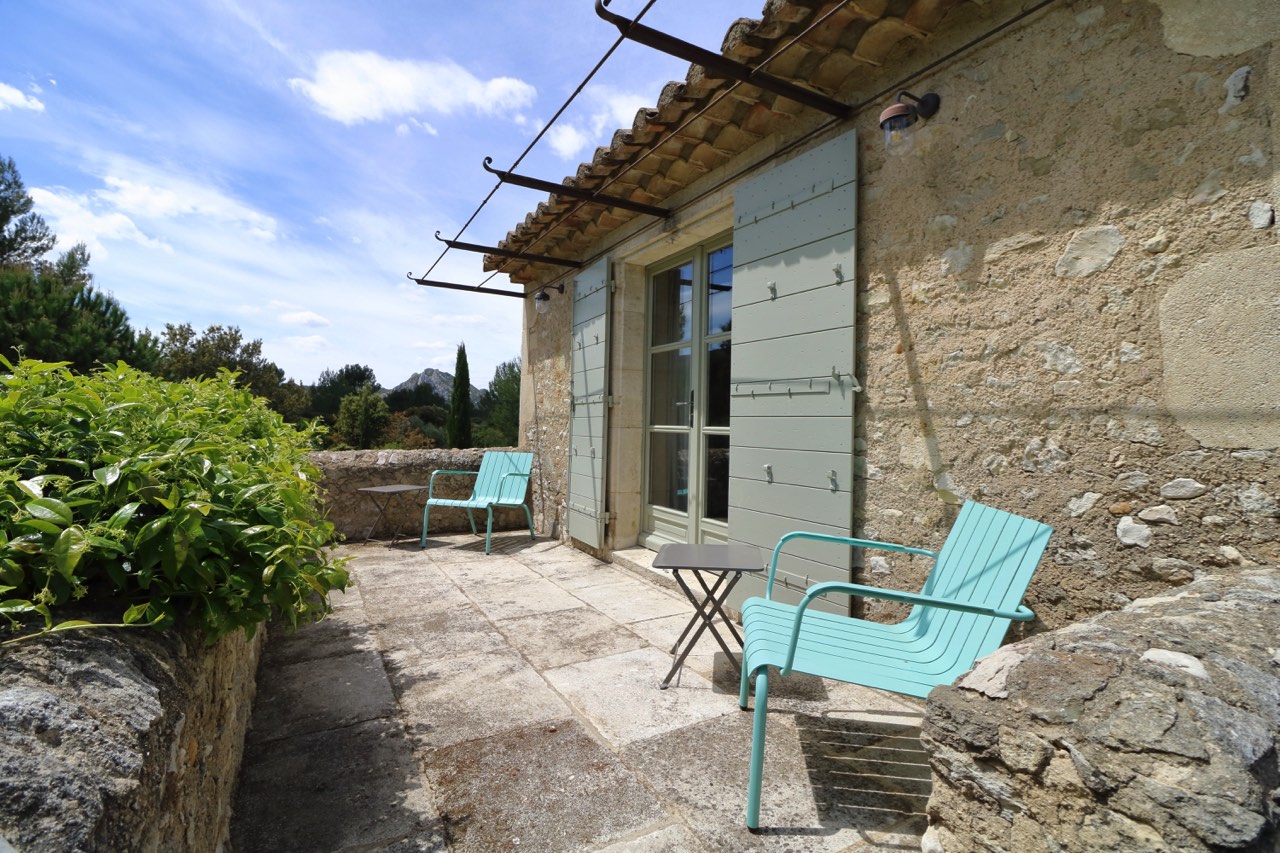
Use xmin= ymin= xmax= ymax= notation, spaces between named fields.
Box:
xmin=0 ymin=243 xmax=160 ymax=372
xmin=447 ymin=343 xmax=473 ymax=449
xmin=0 ymin=156 xmax=56 ymax=266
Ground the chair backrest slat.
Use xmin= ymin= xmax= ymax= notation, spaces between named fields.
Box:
xmin=913 ymin=502 xmax=1051 ymax=654
xmin=470 ymin=451 xmax=533 ymax=503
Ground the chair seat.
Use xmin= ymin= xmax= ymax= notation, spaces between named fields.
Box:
xmin=742 ymin=597 xmax=977 ymax=699
xmin=420 ymin=451 xmax=535 ymax=554
xmin=740 ymin=501 xmax=1053 ymax=830
xmin=426 ymin=496 xmax=519 ymax=509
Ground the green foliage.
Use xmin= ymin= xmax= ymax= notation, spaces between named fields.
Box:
xmin=0 ymin=156 xmax=56 ymax=266
xmin=383 ymin=381 xmax=445 ymax=413
xmin=157 ymin=323 xmax=304 ymax=418
xmin=310 ymin=364 xmax=379 ymax=421
xmin=0 ymin=245 xmax=161 ymax=373
xmin=378 ymin=412 xmax=437 ymax=449
xmin=447 ymin=344 xmax=473 ymax=449
xmin=475 ymin=357 xmax=520 ymax=447
xmin=0 ymin=357 xmax=347 ymax=644
xmin=333 ymin=384 xmax=390 ymax=449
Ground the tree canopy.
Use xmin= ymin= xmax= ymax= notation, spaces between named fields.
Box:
xmin=474 ymin=357 xmax=520 ymax=447
xmin=157 ymin=323 xmax=306 ymax=419
xmin=447 ymin=344 xmax=473 ymax=449
xmin=310 ymin=363 xmax=379 ymax=420
xmin=0 ymin=156 xmax=56 ymax=266
xmin=0 ymin=243 xmax=160 ymax=373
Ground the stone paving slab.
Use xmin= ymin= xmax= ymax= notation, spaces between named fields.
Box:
xmin=245 ymin=647 xmax=397 ymax=745
xmin=232 ymin=716 xmax=446 ymax=853
xmin=390 ymin=646 xmax=571 ymax=750
xmin=595 ymin=823 xmax=708 ymax=852
xmin=232 ymin=537 xmax=929 ymax=852
xmin=431 ymin=554 xmax=538 ymax=587
xmin=374 ymin=602 xmax=509 ymax=659
xmin=569 ymin=577 xmax=691 ymax=624
xmin=424 ymin=718 xmax=669 ymax=852
xmin=525 ymin=558 xmax=621 ymax=590
xmin=459 ymin=574 xmax=586 ymax=621
xmin=543 ymin=646 xmax=735 ymax=748
xmin=496 ymin=605 xmax=648 ymax=670
xmin=260 ymin=603 xmax=380 ymax=668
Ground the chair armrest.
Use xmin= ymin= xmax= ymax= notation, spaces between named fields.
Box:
xmin=765 ymin=530 xmax=937 ymax=598
xmin=779 ymin=581 xmax=1034 ymax=675
xmin=427 ymin=469 xmax=478 ymax=499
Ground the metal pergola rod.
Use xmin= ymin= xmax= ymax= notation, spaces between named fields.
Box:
xmin=482 ymin=157 xmax=670 ymax=219
xmin=433 ymin=231 xmax=582 ymax=268
xmin=595 ymin=0 xmax=853 ymax=121
xmin=407 ymin=275 xmax=528 ymax=299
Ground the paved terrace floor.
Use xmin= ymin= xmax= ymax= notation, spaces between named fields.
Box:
xmin=230 ymin=534 xmax=929 ymax=853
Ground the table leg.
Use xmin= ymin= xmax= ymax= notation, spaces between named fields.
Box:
xmin=363 ymin=495 xmax=392 ymax=544
xmin=660 ymin=569 xmax=744 ymax=689
xmin=666 ymin=570 xmax=727 ymax=653
xmin=691 ymin=569 xmax=745 ymax=647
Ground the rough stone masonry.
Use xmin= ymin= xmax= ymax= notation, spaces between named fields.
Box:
xmin=921 ymin=569 xmax=1280 ymax=852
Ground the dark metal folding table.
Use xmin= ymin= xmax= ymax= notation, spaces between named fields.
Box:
xmin=652 ymin=543 xmax=764 ymax=689
xmin=357 ymin=484 xmax=428 ymax=544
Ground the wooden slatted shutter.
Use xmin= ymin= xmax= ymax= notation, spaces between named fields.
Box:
xmin=727 ymin=130 xmax=858 ymax=613
xmin=567 ymin=258 xmax=611 ymax=549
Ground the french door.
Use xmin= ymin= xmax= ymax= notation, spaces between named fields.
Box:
xmin=642 ymin=240 xmax=732 ymax=546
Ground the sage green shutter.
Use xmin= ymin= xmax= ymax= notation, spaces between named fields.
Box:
xmin=727 ymin=130 xmax=857 ymax=613
xmin=567 ymin=258 xmax=611 ymax=549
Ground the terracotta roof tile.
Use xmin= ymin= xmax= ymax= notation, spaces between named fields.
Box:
xmin=484 ymin=0 xmax=968 ymax=282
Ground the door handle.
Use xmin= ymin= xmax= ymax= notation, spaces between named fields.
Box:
xmin=689 ymin=389 xmax=694 ymax=428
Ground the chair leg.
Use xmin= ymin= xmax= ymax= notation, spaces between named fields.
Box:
xmin=522 ymin=504 xmax=534 ymax=540
xmin=739 ymin=653 xmax=752 ymax=710
xmin=484 ymin=508 xmax=495 ymax=554
xmin=746 ymin=667 xmax=769 ymax=831
xmin=419 ymin=504 xmax=431 ymax=548
xmin=465 ymin=508 xmax=478 ymax=537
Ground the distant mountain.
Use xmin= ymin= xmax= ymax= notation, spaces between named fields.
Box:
xmin=391 ymin=368 xmax=482 ymax=405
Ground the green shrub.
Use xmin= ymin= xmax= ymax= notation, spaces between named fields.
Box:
xmin=0 ymin=357 xmax=348 ymax=644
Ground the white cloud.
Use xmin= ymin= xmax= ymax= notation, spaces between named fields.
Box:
xmin=547 ymin=84 xmax=653 ymax=160
xmin=548 ymin=124 xmax=590 ymax=160
xmin=0 ymin=82 xmax=44 ymax=112
xmin=288 ymin=51 xmax=536 ymax=125
xmin=395 ymin=117 xmax=437 ymax=137
xmin=279 ymin=310 xmax=331 ymax=328
xmin=98 ymin=173 xmax=277 ymax=238
xmin=281 ymin=335 xmax=329 ymax=352
xmin=29 ymin=187 xmax=170 ymax=257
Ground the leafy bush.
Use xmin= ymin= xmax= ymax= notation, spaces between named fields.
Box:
xmin=0 ymin=357 xmax=348 ymax=644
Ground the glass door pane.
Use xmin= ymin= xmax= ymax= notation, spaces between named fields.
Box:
xmin=643 ymin=242 xmax=731 ymax=546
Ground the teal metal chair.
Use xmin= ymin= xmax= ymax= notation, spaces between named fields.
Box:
xmin=740 ymin=500 xmax=1052 ymax=830
xmin=419 ymin=451 xmax=535 ymax=554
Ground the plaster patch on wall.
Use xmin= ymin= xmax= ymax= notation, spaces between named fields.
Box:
xmin=1151 ymin=0 xmax=1280 ymax=56
xmin=1160 ymin=246 xmax=1280 ymax=449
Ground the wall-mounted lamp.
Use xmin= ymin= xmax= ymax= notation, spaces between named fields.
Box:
xmin=533 ymin=282 xmax=565 ymax=314
xmin=878 ymin=91 xmax=941 ymax=149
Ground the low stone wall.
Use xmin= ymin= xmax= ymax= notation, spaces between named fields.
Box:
xmin=310 ymin=448 xmax=536 ymax=543
xmin=0 ymin=616 xmax=263 ymax=852
xmin=921 ymin=568 xmax=1280 ymax=852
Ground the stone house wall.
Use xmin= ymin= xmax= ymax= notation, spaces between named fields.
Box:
xmin=852 ymin=0 xmax=1278 ymax=631
xmin=516 ymin=0 xmax=1278 ymax=631
xmin=0 ymin=620 xmax=263 ymax=852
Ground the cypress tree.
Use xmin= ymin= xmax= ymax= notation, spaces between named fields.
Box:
xmin=447 ymin=343 xmax=473 ymax=449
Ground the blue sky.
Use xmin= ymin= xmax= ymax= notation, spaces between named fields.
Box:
xmin=1 ymin=0 xmax=762 ymax=389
